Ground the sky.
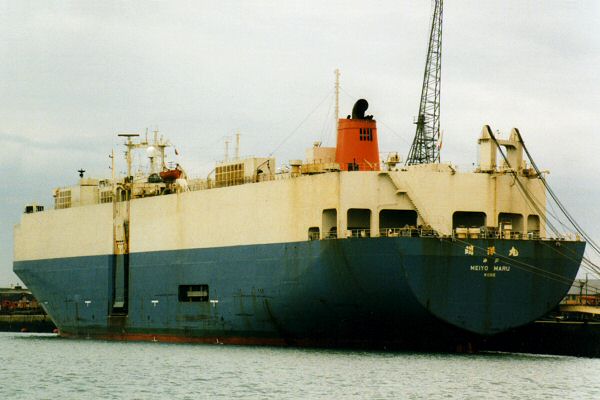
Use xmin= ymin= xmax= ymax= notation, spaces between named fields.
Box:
xmin=1 ymin=0 xmax=599 ymax=286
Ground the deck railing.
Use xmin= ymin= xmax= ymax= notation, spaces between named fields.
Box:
xmin=379 ymin=227 xmax=437 ymax=238
xmin=316 ymin=227 xmax=578 ymax=242
xmin=319 ymin=227 xmax=439 ymax=239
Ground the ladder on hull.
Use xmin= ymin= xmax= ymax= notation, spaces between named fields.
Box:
xmin=111 ymin=200 xmax=130 ymax=315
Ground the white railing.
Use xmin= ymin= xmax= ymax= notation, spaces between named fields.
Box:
xmin=315 ymin=227 xmax=579 ymax=242
xmin=321 ymin=227 xmax=439 ymax=239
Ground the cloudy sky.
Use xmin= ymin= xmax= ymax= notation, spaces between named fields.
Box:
xmin=1 ymin=0 xmax=599 ymax=285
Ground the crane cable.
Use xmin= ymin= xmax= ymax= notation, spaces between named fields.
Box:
xmin=485 ymin=139 xmax=600 ymax=276
xmin=516 ymin=130 xmax=600 ymax=255
xmin=512 ymin=132 xmax=600 ymax=276
xmin=487 ymin=131 xmax=600 ymax=278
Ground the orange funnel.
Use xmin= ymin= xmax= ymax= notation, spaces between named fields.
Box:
xmin=335 ymin=99 xmax=380 ymax=171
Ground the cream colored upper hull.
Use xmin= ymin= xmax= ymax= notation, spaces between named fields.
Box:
xmin=14 ymin=165 xmax=547 ymax=262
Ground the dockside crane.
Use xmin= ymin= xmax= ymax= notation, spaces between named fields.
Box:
xmin=406 ymin=0 xmax=443 ymax=165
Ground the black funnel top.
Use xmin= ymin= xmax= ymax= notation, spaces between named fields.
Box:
xmin=351 ymin=99 xmax=369 ymax=119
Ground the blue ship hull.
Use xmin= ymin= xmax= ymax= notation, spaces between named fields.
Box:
xmin=14 ymin=237 xmax=584 ymax=349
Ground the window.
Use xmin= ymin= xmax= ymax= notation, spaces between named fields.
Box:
xmin=100 ymin=191 xmax=113 ymax=204
xmin=308 ymin=227 xmax=320 ymax=240
xmin=24 ymin=205 xmax=44 ymax=214
xmin=178 ymin=285 xmax=209 ymax=302
xmin=359 ymin=128 xmax=373 ymax=142
xmin=55 ymin=190 xmax=72 ymax=209
xmin=215 ymin=163 xmax=244 ymax=187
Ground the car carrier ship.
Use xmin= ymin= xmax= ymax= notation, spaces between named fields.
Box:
xmin=12 ymin=101 xmax=585 ymax=349
xmin=12 ymin=1 xmax=586 ymax=350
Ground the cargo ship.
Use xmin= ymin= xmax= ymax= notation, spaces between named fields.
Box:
xmin=12 ymin=1 xmax=586 ymax=350
xmin=12 ymin=100 xmax=585 ymax=349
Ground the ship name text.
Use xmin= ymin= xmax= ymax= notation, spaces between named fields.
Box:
xmin=469 ymin=264 xmax=511 ymax=278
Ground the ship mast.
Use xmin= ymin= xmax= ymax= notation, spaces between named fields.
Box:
xmin=334 ymin=68 xmax=340 ymax=131
xmin=225 ymin=138 xmax=230 ymax=162
xmin=119 ymin=133 xmax=140 ymax=180
xmin=406 ymin=0 xmax=443 ymax=165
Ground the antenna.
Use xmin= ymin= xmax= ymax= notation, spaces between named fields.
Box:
xmin=235 ymin=132 xmax=240 ymax=160
xmin=110 ymin=149 xmax=115 ymax=183
xmin=118 ymin=133 xmax=140 ymax=179
xmin=334 ymin=68 xmax=340 ymax=131
xmin=406 ymin=0 xmax=443 ymax=165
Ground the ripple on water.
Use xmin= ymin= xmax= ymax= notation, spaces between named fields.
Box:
xmin=2 ymin=333 xmax=600 ymax=399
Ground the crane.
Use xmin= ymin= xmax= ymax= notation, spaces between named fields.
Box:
xmin=406 ymin=0 xmax=444 ymax=165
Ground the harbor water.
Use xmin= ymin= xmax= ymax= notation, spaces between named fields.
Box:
xmin=2 ymin=332 xmax=600 ymax=399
